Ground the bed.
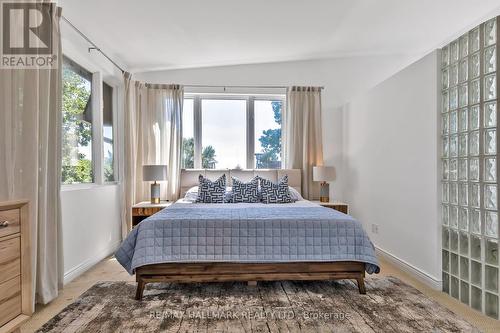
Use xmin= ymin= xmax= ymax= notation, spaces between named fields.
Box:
xmin=116 ymin=169 xmax=380 ymax=300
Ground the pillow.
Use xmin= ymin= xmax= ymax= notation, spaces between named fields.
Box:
xmin=259 ymin=175 xmax=292 ymax=204
xmin=231 ymin=176 xmax=260 ymax=203
xmin=289 ymin=187 xmax=304 ymax=201
xmin=185 ymin=186 xmax=233 ymax=202
xmin=196 ymin=174 xmax=226 ymax=203
xmin=224 ymin=187 xmax=233 ymax=203
xmin=184 ymin=186 xmax=199 ymax=202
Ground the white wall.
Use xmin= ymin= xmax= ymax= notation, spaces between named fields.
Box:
xmin=135 ymin=55 xmax=415 ymax=198
xmin=342 ymin=51 xmax=441 ymax=287
xmin=61 ymin=186 xmax=122 ymax=283
xmin=60 ymin=20 xmax=124 ymax=284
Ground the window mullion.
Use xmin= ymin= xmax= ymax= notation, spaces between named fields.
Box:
xmin=112 ymin=85 xmax=119 ymax=181
xmin=92 ymin=71 xmax=103 ymax=184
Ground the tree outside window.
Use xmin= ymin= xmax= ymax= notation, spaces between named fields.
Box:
xmin=255 ymin=100 xmax=282 ymax=168
xmin=61 ymin=61 xmax=93 ymax=184
xmin=182 ymin=138 xmax=218 ymax=169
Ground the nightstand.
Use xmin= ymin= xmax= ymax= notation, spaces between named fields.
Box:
xmin=312 ymin=201 xmax=349 ymax=214
xmin=132 ymin=201 xmax=172 ymax=227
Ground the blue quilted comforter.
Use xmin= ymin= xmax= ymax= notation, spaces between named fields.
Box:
xmin=116 ymin=201 xmax=380 ymax=275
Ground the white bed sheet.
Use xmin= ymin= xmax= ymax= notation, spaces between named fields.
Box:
xmin=174 ymin=198 xmax=321 ymax=208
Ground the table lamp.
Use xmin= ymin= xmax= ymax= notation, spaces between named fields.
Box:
xmin=143 ymin=165 xmax=168 ymax=204
xmin=313 ymin=166 xmax=336 ymax=202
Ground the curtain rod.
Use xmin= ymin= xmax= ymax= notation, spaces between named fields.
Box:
xmin=62 ymin=16 xmax=126 ymax=73
xmin=184 ymin=84 xmax=324 ymax=90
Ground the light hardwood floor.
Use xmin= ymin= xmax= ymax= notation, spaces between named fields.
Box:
xmin=22 ymin=256 xmax=500 ymax=333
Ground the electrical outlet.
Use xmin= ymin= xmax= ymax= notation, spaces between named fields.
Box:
xmin=371 ymin=224 xmax=379 ymax=234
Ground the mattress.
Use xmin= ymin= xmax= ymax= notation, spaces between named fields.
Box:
xmin=116 ymin=200 xmax=380 ymax=275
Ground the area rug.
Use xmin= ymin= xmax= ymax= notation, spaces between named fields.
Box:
xmin=37 ymin=277 xmax=478 ymax=332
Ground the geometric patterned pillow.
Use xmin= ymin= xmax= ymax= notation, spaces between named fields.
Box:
xmin=231 ymin=176 xmax=260 ymax=203
xmin=195 ymin=174 xmax=226 ymax=203
xmin=259 ymin=175 xmax=292 ymax=204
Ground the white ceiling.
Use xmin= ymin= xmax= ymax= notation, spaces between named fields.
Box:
xmin=59 ymin=0 xmax=500 ymax=72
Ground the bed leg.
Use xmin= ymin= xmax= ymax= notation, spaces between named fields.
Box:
xmin=356 ymin=277 xmax=366 ymax=294
xmin=247 ymin=281 xmax=257 ymax=287
xmin=135 ymin=279 xmax=145 ymax=300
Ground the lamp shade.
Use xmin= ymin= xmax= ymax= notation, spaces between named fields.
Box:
xmin=313 ymin=166 xmax=336 ymax=182
xmin=143 ymin=165 xmax=168 ymax=181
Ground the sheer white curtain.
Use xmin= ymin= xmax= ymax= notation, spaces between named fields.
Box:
xmin=283 ymin=86 xmax=324 ymax=200
xmin=122 ymin=74 xmax=183 ymax=236
xmin=0 ymin=6 xmax=63 ymax=305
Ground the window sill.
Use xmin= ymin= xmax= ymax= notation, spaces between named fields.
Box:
xmin=61 ymin=182 xmax=120 ymax=192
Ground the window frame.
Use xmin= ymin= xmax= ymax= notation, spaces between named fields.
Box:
xmin=184 ymin=93 xmax=285 ymax=169
xmin=61 ymin=56 xmax=119 ymax=188
xmin=102 ymin=80 xmax=118 ymax=184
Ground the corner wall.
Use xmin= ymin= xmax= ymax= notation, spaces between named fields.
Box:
xmin=342 ymin=51 xmax=441 ymax=287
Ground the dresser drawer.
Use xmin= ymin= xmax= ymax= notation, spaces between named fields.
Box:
xmin=0 ymin=236 xmax=20 ymax=263
xmin=0 ymin=208 xmax=20 ymax=238
xmin=0 ymin=237 xmax=21 ymax=285
xmin=0 ymin=257 xmax=20 ymax=285
xmin=0 ymin=276 xmax=22 ymax=327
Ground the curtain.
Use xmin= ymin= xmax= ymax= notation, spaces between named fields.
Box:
xmin=0 ymin=5 xmax=63 ymax=306
xmin=122 ymin=74 xmax=183 ymax=237
xmin=283 ymin=86 xmax=324 ymax=200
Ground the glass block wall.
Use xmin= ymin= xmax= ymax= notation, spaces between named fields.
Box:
xmin=441 ymin=17 xmax=499 ymax=318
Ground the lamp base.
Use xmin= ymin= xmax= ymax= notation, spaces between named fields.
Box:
xmin=319 ymin=182 xmax=330 ymax=203
xmin=150 ymin=182 xmax=160 ymax=204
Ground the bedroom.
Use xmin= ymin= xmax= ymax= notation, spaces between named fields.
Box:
xmin=1 ymin=0 xmax=500 ymax=332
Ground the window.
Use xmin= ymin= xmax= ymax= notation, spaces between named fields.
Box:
xmin=254 ymin=100 xmax=282 ymax=168
xmin=182 ymin=95 xmax=284 ymax=169
xmin=62 ymin=57 xmax=118 ymax=185
xmin=103 ymin=82 xmax=115 ymax=182
xmin=202 ymin=99 xmax=247 ymax=169
xmin=62 ymin=58 xmax=93 ymax=184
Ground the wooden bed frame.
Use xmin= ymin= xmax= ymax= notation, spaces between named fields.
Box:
xmin=135 ymin=169 xmax=367 ymax=300
xmin=135 ymin=261 xmax=366 ymax=300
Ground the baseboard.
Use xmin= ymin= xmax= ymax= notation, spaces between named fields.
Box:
xmin=375 ymin=246 xmax=442 ymax=290
xmin=63 ymin=240 xmax=121 ymax=285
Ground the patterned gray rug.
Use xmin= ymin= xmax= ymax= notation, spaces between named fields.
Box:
xmin=37 ymin=277 xmax=478 ymax=332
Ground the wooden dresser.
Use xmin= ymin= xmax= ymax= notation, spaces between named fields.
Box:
xmin=0 ymin=201 xmax=31 ymax=333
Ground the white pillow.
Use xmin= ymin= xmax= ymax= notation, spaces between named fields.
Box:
xmin=184 ymin=186 xmax=199 ymax=202
xmin=289 ymin=187 xmax=303 ymax=201
xmin=184 ymin=186 xmax=233 ymax=202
